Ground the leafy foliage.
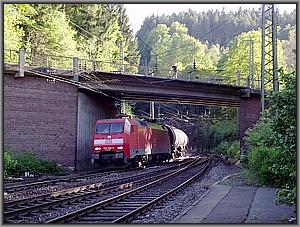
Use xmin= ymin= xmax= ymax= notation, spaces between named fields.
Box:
xmin=65 ymin=4 xmax=140 ymax=72
xmin=215 ymin=140 xmax=240 ymax=159
xmin=193 ymin=107 xmax=238 ymax=152
xmin=247 ymin=146 xmax=287 ymax=186
xmin=244 ymin=70 xmax=296 ymax=207
xmin=137 ymin=8 xmax=294 ymax=83
xmin=141 ymin=21 xmax=219 ymax=77
xmin=281 ymin=25 xmax=296 ymax=71
xmin=4 ymin=148 xmax=18 ymax=178
xmin=4 ymin=4 xmax=140 ymax=72
xmin=4 ymin=149 xmax=62 ymax=178
xmin=245 ymin=116 xmax=274 ymax=150
xmin=211 ymin=119 xmax=237 ymax=141
xmin=268 ymin=70 xmax=296 ymax=207
xmin=137 ymin=8 xmax=295 ymax=47
xmin=4 ymin=4 xmax=28 ymax=61
xmin=218 ymin=30 xmax=284 ymax=88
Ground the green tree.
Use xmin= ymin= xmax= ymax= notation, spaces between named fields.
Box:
xmin=269 ymin=70 xmax=296 ymax=204
xmin=116 ymin=4 xmax=140 ymax=73
xmin=281 ymin=25 xmax=296 ymax=72
xmin=66 ymin=4 xmax=139 ymax=72
xmin=245 ymin=70 xmax=296 ymax=207
xmin=206 ymin=44 xmax=222 ymax=67
xmin=4 ymin=5 xmax=23 ymax=51
xmin=5 ymin=4 xmax=81 ymax=67
xmin=5 ymin=4 xmax=139 ymax=71
xmin=137 ymin=8 xmax=295 ymax=71
xmin=218 ymin=29 xmax=284 ymax=89
xmin=30 ymin=5 xmax=79 ymax=56
xmin=147 ymin=22 xmax=216 ymax=78
xmin=136 ymin=14 xmax=160 ymax=68
xmin=4 ymin=4 xmax=35 ymax=62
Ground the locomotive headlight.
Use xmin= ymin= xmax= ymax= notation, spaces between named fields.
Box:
xmin=95 ymin=147 xmax=101 ymax=151
xmin=117 ymin=146 xmax=123 ymax=150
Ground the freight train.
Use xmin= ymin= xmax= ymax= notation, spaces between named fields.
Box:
xmin=91 ymin=116 xmax=189 ymax=165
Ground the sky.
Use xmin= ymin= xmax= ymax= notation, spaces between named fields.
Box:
xmin=124 ymin=4 xmax=296 ymax=34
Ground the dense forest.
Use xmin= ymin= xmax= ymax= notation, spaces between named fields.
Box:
xmin=137 ymin=7 xmax=296 ymax=87
xmin=5 ymin=4 xmax=296 ymax=83
xmin=138 ymin=8 xmax=295 ymax=47
xmin=4 ymin=4 xmax=140 ymax=72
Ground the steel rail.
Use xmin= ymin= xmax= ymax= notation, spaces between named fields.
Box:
xmin=4 ymin=166 xmax=131 ymax=193
xmin=4 ymin=159 xmax=188 ymax=194
xmin=4 ymin=158 xmax=192 ymax=200
xmin=4 ymin=158 xmax=197 ymax=223
xmin=113 ymin=158 xmax=211 ymax=223
xmin=45 ymin=158 xmax=210 ymax=224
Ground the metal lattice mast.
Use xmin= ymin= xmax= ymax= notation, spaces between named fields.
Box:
xmin=260 ymin=4 xmax=278 ymax=112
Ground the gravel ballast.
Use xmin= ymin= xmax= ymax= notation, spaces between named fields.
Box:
xmin=130 ymin=162 xmax=242 ymax=223
xmin=4 ymin=162 xmax=185 ymax=202
xmin=5 ymin=159 xmax=242 ymax=224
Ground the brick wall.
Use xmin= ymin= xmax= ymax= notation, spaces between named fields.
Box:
xmin=4 ymin=73 xmax=78 ymax=167
xmin=239 ymin=95 xmax=261 ymax=152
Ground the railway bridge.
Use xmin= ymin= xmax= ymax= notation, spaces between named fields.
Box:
xmin=4 ymin=64 xmax=261 ymax=170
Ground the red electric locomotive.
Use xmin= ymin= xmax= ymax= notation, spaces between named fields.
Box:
xmin=91 ymin=117 xmax=174 ymax=165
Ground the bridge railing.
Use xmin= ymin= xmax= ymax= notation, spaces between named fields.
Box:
xmin=4 ymin=49 xmax=258 ymax=88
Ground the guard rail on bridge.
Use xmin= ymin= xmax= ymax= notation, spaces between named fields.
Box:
xmin=4 ymin=49 xmax=259 ymax=89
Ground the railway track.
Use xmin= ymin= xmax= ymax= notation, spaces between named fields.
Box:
xmin=4 ymin=157 xmax=199 ymax=223
xmin=45 ymin=157 xmax=212 ymax=224
xmin=4 ymin=158 xmax=194 ymax=196
xmin=3 ymin=164 xmax=136 ymax=194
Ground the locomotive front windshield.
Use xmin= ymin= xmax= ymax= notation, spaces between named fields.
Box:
xmin=96 ymin=123 xmax=124 ymax=134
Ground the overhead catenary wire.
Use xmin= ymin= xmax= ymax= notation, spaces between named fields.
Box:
xmin=155 ymin=16 xmax=233 ymax=57
xmin=26 ymin=68 xmax=123 ymax=102
xmin=69 ymin=20 xmax=94 ymax=39
xmin=67 ymin=19 xmax=131 ymax=65
xmin=22 ymin=11 xmax=241 ymax=105
xmin=136 ymin=35 xmax=169 ymax=67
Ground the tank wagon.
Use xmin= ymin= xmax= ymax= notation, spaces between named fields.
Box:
xmin=91 ymin=117 xmax=189 ymax=165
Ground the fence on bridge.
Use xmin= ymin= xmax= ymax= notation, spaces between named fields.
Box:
xmin=4 ymin=49 xmax=258 ymax=88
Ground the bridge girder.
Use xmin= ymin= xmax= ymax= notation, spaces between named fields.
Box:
xmin=83 ymin=71 xmax=260 ymax=107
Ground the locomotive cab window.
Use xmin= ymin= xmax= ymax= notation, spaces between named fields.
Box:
xmin=110 ymin=123 xmax=124 ymax=133
xmin=96 ymin=123 xmax=124 ymax=134
xmin=96 ymin=123 xmax=110 ymax=134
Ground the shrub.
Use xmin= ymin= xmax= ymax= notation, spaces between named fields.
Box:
xmin=38 ymin=159 xmax=62 ymax=175
xmin=4 ymin=149 xmax=62 ymax=178
xmin=4 ymin=148 xmax=17 ymax=178
xmin=244 ymin=116 xmax=274 ymax=150
xmin=14 ymin=151 xmax=62 ymax=176
xmin=211 ymin=120 xmax=237 ymax=141
xmin=276 ymin=184 xmax=296 ymax=207
xmin=247 ymin=146 xmax=287 ymax=187
xmin=215 ymin=140 xmax=240 ymax=159
xmin=210 ymin=119 xmax=237 ymax=149
xmin=244 ymin=70 xmax=296 ymax=207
